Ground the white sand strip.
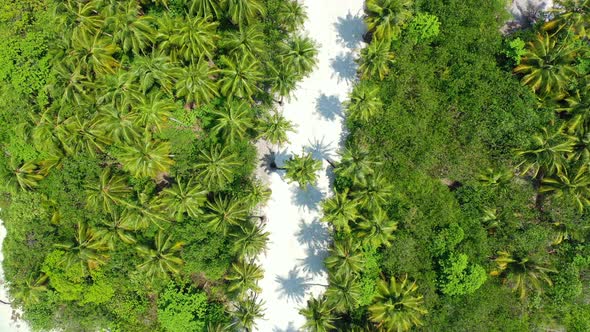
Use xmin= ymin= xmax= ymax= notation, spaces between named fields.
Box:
xmin=254 ymin=0 xmax=365 ymax=330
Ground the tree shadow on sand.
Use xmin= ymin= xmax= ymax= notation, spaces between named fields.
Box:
xmin=334 ymin=11 xmax=366 ymax=49
xmin=331 ymin=52 xmax=357 ymax=84
xmin=296 ymin=219 xmax=330 ymax=250
xmin=511 ymin=0 xmax=551 ymax=28
xmin=315 ymin=94 xmax=344 ymax=121
xmin=273 ymin=322 xmax=298 ymax=332
xmin=299 ymin=246 xmax=328 ymax=277
xmin=274 ymin=267 xmax=310 ymax=304
xmin=305 ymin=137 xmax=335 ymax=162
xmin=260 ymin=148 xmax=290 ymax=173
xmin=290 ymin=185 xmax=324 ymax=211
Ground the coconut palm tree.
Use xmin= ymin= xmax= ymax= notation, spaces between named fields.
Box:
xmin=231 ymin=221 xmax=269 ymax=259
xmin=226 ymin=259 xmax=264 ymax=297
xmin=268 ymin=63 xmax=299 ymax=104
xmin=321 ymin=189 xmax=359 ymax=233
xmin=106 ymin=0 xmax=157 ymax=55
xmin=231 ymin=294 xmax=265 ymax=332
xmin=117 ymin=137 xmax=174 ymax=178
xmin=279 ymin=0 xmax=308 ymax=32
xmin=299 ymin=296 xmax=336 ymax=332
xmin=345 ymin=83 xmax=383 ymax=122
xmin=335 ymin=147 xmax=380 ymax=182
xmin=219 ymin=24 xmax=266 ymax=59
xmin=217 ymin=54 xmax=263 ymax=102
xmin=210 ymin=101 xmax=255 ymax=144
xmin=325 ymin=273 xmax=361 ymax=312
xmin=70 ymin=32 xmax=120 ymax=77
xmin=12 ymin=273 xmax=49 ymax=307
xmin=55 ymin=222 xmax=110 ymax=271
xmin=368 ymin=275 xmax=428 ymax=331
xmin=49 ymin=60 xmax=93 ymax=107
xmin=55 ymin=0 xmax=104 ymax=41
xmin=186 ymin=0 xmax=223 ymax=19
xmin=515 ymin=127 xmax=576 ymax=178
xmin=280 ymin=36 xmax=318 ymax=78
xmin=283 ymin=152 xmax=322 ymax=188
xmin=477 ymin=168 xmax=514 ymax=187
xmin=258 ymin=112 xmax=295 ymax=147
xmin=514 ymin=33 xmax=579 ymax=96
xmin=365 ymin=0 xmax=414 ymax=42
xmin=85 ymin=167 xmax=131 ymax=213
xmin=95 ymin=210 xmax=139 ymax=250
xmin=325 ymin=237 xmax=364 ymax=276
xmin=224 ymin=0 xmax=266 ymax=27
xmin=358 ymin=39 xmax=395 ymax=81
xmin=194 ymin=145 xmax=240 ymax=190
xmin=6 ymin=159 xmax=45 ymax=191
xmin=96 ymin=105 xmax=141 ymax=144
xmin=134 ymin=92 xmax=177 ymax=133
xmin=540 ymin=164 xmax=590 ymax=212
xmin=154 ymin=177 xmax=207 ymax=221
xmin=130 ymin=53 xmax=181 ymax=95
xmin=203 ymin=195 xmax=249 ymax=235
xmin=355 ymin=207 xmax=397 ymax=248
xmin=169 ymin=16 xmax=219 ymax=61
xmin=545 ymin=0 xmax=590 ymax=38
xmin=490 ymin=251 xmax=555 ymax=299
xmin=352 ymin=173 xmax=394 ymax=211
xmin=175 ymin=57 xmax=219 ymax=107
xmin=136 ymin=231 xmax=184 ymax=280
xmin=58 ymin=114 xmax=111 ymax=156
xmin=95 ymin=70 xmax=137 ymax=108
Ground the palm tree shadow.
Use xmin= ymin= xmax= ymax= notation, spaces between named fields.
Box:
xmin=290 ymin=185 xmax=324 ymax=211
xmin=512 ymin=0 xmax=549 ymax=27
xmin=274 ymin=267 xmax=310 ymax=304
xmin=295 ymin=219 xmax=330 ymax=250
xmin=299 ymin=246 xmax=328 ymax=277
xmin=260 ymin=148 xmax=291 ymax=173
xmin=334 ymin=11 xmax=366 ymax=49
xmin=273 ymin=322 xmax=298 ymax=332
xmin=330 ymin=52 xmax=358 ymax=84
xmin=304 ymin=137 xmax=335 ymax=161
xmin=315 ymin=94 xmax=344 ymax=121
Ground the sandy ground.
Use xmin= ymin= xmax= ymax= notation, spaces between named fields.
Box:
xmin=253 ymin=0 xmax=365 ymax=330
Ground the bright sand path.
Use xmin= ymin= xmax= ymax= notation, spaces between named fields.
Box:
xmin=254 ymin=0 xmax=365 ymax=330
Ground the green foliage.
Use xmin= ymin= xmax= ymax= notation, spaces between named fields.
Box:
xmin=157 ymin=283 xmax=221 ymax=332
xmin=437 ymin=253 xmax=487 ymax=296
xmin=406 ymin=12 xmax=440 ymax=44
xmin=504 ymin=38 xmax=527 ymax=65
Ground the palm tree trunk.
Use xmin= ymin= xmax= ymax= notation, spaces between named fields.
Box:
xmin=0 ymin=299 xmax=10 ymax=305
xmin=325 ymin=158 xmax=336 ymax=168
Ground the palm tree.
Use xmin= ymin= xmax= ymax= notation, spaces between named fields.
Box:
xmin=55 ymin=0 xmax=104 ymax=41
xmin=231 ymin=294 xmax=265 ymax=332
xmin=226 ymin=259 xmax=264 ymax=297
xmin=514 ymin=33 xmax=579 ymax=96
xmin=175 ymin=57 xmax=219 ymax=106
xmin=186 ymin=0 xmax=223 ymax=19
xmin=134 ymin=92 xmax=177 ymax=133
xmin=258 ymin=112 xmax=295 ymax=147
xmin=194 ymin=145 xmax=240 ymax=190
xmin=490 ymin=251 xmax=555 ymax=299
xmin=268 ymin=63 xmax=299 ymax=104
xmin=352 ymin=173 xmax=394 ymax=211
xmin=96 ymin=105 xmax=141 ymax=144
xmin=283 ymin=152 xmax=322 ymax=188
xmin=231 ymin=221 xmax=269 ymax=259
xmin=7 ymin=159 xmax=45 ymax=191
xmin=217 ymin=54 xmax=263 ymax=102
xmin=49 ymin=61 xmax=93 ymax=106
xmin=325 ymin=237 xmax=364 ymax=276
xmin=540 ymin=164 xmax=590 ymax=212
xmin=335 ymin=147 xmax=380 ymax=182
xmin=55 ymin=222 xmax=110 ymax=271
xmin=95 ymin=70 xmax=137 ymax=108
xmin=224 ymin=0 xmax=266 ymax=27
xmin=117 ymin=137 xmax=174 ymax=178
xmin=365 ymin=0 xmax=414 ymax=42
xmin=280 ymin=36 xmax=318 ymax=78
xmin=170 ymin=16 xmax=219 ymax=61
xmin=130 ymin=53 xmax=181 ymax=95
xmin=219 ymin=24 xmax=266 ymax=59
xmin=210 ymin=101 xmax=254 ymax=144
xmin=70 ymin=32 xmax=120 ymax=77
xmin=321 ymin=189 xmax=360 ymax=233
xmin=137 ymin=231 xmax=184 ymax=280
xmin=358 ymin=39 xmax=395 ymax=81
xmin=106 ymin=1 xmax=156 ymax=55
xmin=515 ymin=127 xmax=576 ymax=178
xmin=154 ymin=177 xmax=207 ymax=221
xmin=12 ymin=273 xmax=49 ymax=307
xmin=203 ymin=195 xmax=249 ymax=235
xmin=477 ymin=168 xmax=514 ymax=187
xmin=545 ymin=0 xmax=590 ymax=38
xmin=278 ymin=0 xmax=308 ymax=32
xmin=59 ymin=114 xmax=111 ymax=157
xmin=95 ymin=210 xmax=139 ymax=250
xmin=355 ymin=208 xmax=398 ymax=248
xmin=325 ymin=273 xmax=361 ymax=312
xmin=345 ymin=83 xmax=383 ymax=122
xmin=368 ymin=275 xmax=428 ymax=331
xmin=299 ymin=296 xmax=336 ymax=332
xmin=85 ymin=167 xmax=131 ymax=213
